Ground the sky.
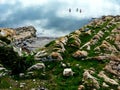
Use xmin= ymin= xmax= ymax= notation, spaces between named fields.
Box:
xmin=0 ymin=0 xmax=120 ymax=37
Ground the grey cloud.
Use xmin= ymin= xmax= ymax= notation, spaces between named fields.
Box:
xmin=0 ymin=0 xmax=120 ymax=36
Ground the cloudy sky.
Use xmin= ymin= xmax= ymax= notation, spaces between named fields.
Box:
xmin=0 ymin=0 xmax=120 ymax=37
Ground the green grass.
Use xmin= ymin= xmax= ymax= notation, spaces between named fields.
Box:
xmin=0 ymin=16 xmax=119 ymax=90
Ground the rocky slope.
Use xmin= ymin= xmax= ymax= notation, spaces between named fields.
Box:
xmin=0 ymin=15 xmax=120 ymax=90
xmin=34 ymin=15 xmax=120 ymax=90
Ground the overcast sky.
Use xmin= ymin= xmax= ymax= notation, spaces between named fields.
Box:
xmin=0 ymin=0 xmax=120 ymax=37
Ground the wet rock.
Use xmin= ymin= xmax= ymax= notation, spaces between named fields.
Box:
xmin=63 ymin=68 xmax=74 ymax=76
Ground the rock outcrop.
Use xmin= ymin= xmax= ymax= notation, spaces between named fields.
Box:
xmin=1 ymin=15 xmax=120 ymax=90
xmin=98 ymin=71 xmax=119 ymax=85
xmin=72 ymin=50 xmax=88 ymax=58
xmin=83 ymin=70 xmax=100 ymax=89
xmin=13 ymin=26 xmax=36 ymax=40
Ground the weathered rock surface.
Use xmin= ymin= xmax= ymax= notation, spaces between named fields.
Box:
xmin=50 ymin=52 xmax=63 ymax=61
xmin=0 ymin=28 xmax=16 ymax=41
xmin=105 ymin=61 xmax=120 ymax=76
xmin=28 ymin=63 xmax=45 ymax=71
xmin=98 ymin=71 xmax=119 ymax=85
xmin=72 ymin=50 xmax=88 ymax=58
xmin=83 ymin=70 xmax=100 ymax=89
xmin=0 ymin=15 xmax=120 ymax=89
xmin=13 ymin=26 xmax=36 ymax=40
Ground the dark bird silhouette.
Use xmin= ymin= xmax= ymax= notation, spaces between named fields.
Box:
xmin=76 ymin=8 xmax=78 ymax=12
xmin=80 ymin=9 xmax=82 ymax=13
xmin=69 ymin=8 xmax=71 ymax=12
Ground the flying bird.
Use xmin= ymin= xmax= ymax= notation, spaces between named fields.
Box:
xmin=69 ymin=8 xmax=71 ymax=12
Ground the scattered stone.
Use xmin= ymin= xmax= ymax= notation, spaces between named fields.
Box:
xmin=63 ymin=68 xmax=74 ymax=76
xmin=19 ymin=73 xmax=25 ymax=78
xmin=78 ymin=85 xmax=85 ymax=90
xmin=83 ymin=70 xmax=100 ymax=89
xmin=72 ymin=50 xmax=88 ymax=58
xmin=102 ymin=82 xmax=109 ymax=88
xmin=61 ymin=62 xmax=66 ymax=67
xmin=33 ymin=79 xmax=36 ymax=82
xmin=20 ymin=83 xmax=26 ymax=88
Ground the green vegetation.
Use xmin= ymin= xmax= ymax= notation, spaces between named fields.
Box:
xmin=0 ymin=16 xmax=120 ymax=90
xmin=45 ymin=40 xmax=55 ymax=47
xmin=0 ymin=46 xmax=35 ymax=74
